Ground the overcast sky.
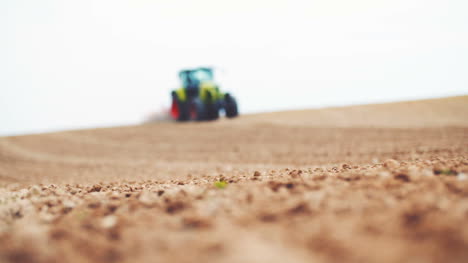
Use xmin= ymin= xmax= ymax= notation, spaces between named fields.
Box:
xmin=1 ymin=0 xmax=467 ymax=135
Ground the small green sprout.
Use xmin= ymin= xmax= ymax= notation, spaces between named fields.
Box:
xmin=441 ymin=169 xmax=457 ymax=175
xmin=214 ymin=181 xmax=228 ymax=189
xmin=434 ymin=169 xmax=457 ymax=176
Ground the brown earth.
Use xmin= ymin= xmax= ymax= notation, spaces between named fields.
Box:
xmin=0 ymin=96 xmax=467 ymax=263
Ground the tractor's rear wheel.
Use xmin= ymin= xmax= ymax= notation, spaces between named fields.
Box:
xmin=190 ymin=98 xmax=207 ymax=121
xmin=205 ymin=103 xmax=219 ymax=120
xmin=224 ymin=93 xmax=238 ymax=118
xmin=202 ymin=90 xmax=219 ymax=121
xmin=171 ymin=92 xmax=189 ymax=121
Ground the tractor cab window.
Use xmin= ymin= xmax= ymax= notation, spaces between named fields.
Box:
xmin=179 ymin=71 xmax=191 ymax=85
xmin=179 ymin=68 xmax=214 ymax=89
xmin=191 ymin=69 xmax=213 ymax=82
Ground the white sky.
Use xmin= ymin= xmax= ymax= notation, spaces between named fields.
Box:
xmin=1 ymin=0 xmax=467 ymax=135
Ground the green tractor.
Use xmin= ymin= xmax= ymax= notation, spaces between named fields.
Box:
xmin=170 ymin=67 xmax=239 ymax=121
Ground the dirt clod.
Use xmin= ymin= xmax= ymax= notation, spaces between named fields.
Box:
xmin=89 ymin=184 xmax=102 ymax=193
xmin=394 ymin=173 xmax=411 ymax=182
xmin=384 ymin=159 xmax=400 ymax=169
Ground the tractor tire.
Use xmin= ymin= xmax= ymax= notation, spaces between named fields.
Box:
xmin=190 ymin=98 xmax=207 ymax=121
xmin=202 ymin=90 xmax=219 ymax=121
xmin=224 ymin=93 xmax=238 ymax=118
xmin=205 ymin=103 xmax=220 ymax=121
xmin=171 ymin=92 xmax=190 ymax=121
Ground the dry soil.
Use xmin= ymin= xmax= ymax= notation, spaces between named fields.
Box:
xmin=0 ymin=96 xmax=467 ymax=263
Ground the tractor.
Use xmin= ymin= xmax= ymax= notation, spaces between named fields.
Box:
xmin=170 ymin=67 xmax=239 ymax=121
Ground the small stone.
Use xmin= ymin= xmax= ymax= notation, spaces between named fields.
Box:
xmin=139 ymin=191 xmax=157 ymax=206
xmin=253 ymin=171 xmax=261 ymax=177
xmin=378 ymin=171 xmax=391 ymax=177
xmin=28 ymin=185 xmax=41 ymax=196
xmin=89 ymin=184 xmax=102 ymax=193
xmin=87 ymin=200 xmax=101 ymax=209
xmin=457 ymin=173 xmax=467 ymax=181
xmin=384 ymin=159 xmax=400 ymax=170
xmin=289 ymin=170 xmax=302 ymax=178
xmin=39 ymin=212 xmax=55 ymax=223
xmin=101 ymin=215 xmax=117 ymax=229
xmin=63 ymin=200 xmax=76 ymax=209
xmin=422 ymin=169 xmax=433 ymax=177
xmin=394 ymin=173 xmax=410 ymax=182
xmin=407 ymin=165 xmax=419 ymax=176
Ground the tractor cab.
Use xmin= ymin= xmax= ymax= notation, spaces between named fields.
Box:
xmin=178 ymin=67 xmax=215 ymax=98
xmin=179 ymin=67 xmax=213 ymax=89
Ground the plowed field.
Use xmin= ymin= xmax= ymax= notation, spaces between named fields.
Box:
xmin=1 ymin=96 xmax=467 ymax=263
